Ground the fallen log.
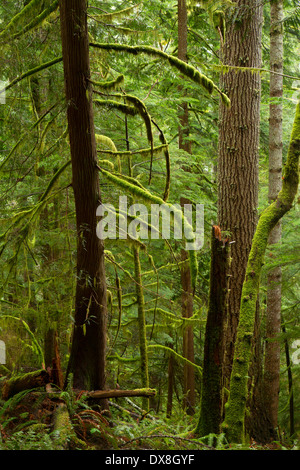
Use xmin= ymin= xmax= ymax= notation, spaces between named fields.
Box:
xmin=52 ymin=403 xmax=87 ymax=450
xmin=1 ymin=369 xmax=50 ymax=400
xmin=84 ymin=388 xmax=156 ymax=400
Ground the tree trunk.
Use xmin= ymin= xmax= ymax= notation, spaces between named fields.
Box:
xmin=222 ymin=102 xmax=300 ymax=443
xmin=1 ymin=369 xmax=50 ymax=400
xmin=178 ymin=0 xmax=191 ymax=153
xmin=282 ymin=317 xmax=295 ymax=437
xmin=196 ymin=226 xmax=230 ymax=437
xmin=181 ymin=249 xmax=195 ymax=414
xmin=178 ymin=0 xmax=195 ymax=414
xmin=218 ymin=0 xmax=263 ymax=387
xmin=133 ymin=246 xmax=150 ymax=411
xmin=263 ymin=0 xmax=284 ymax=438
xmin=59 ymin=0 xmax=108 ymax=392
xmin=166 ymin=345 xmax=175 ymax=418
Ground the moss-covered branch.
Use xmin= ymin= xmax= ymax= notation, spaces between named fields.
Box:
xmin=97 ymin=165 xmax=198 ymax=288
xmin=90 ymin=42 xmax=230 ymax=106
xmin=1 ymin=57 xmax=63 ymax=94
xmin=148 ymin=344 xmax=202 ymax=375
xmin=0 ymin=0 xmax=43 ymax=42
xmin=8 ymin=1 xmax=59 ymax=43
xmin=222 ymin=102 xmax=300 ymax=443
xmin=90 ymin=74 xmax=124 ymax=91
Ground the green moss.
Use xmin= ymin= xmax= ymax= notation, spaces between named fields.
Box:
xmin=222 ymin=102 xmax=300 ymax=444
xmin=90 ymin=42 xmax=230 ymax=106
xmin=97 ymin=166 xmax=198 ymax=288
xmin=2 ymin=57 xmax=63 ymax=94
xmin=9 ymin=1 xmax=59 ymax=42
xmin=90 ymin=74 xmax=124 ymax=91
xmin=0 ymin=0 xmax=42 ymax=42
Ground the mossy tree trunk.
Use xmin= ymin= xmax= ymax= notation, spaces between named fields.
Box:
xmin=222 ymin=102 xmax=300 ymax=443
xmin=133 ymin=246 xmax=150 ymax=411
xmin=59 ymin=0 xmax=108 ymax=393
xmin=263 ymin=0 xmax=284 ymax=439
xmin=196 ymin=226 xmax=230 ymax=437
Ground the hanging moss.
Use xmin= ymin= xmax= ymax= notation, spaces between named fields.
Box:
xmin=90 ymin=42 xmax=230 ymax=106
xmin=148 ymin=344 xmax=202 ymax=375
xmin=92 ymin=3 xmax=141 ymax=23
xmin=97 ymin=165 xmax=199 ymax=288
xmin=113 ymin=93 xmax=154 ymax=175
xmin=94 ymin=98 xmax=138 ymax=116
xmin=2 ymin=57 xmax=63 ymax=93
xmin=90 ymin=74 xmax=124 ymax=91
xmin=99 ymin=143 xmax=167 ymax=160
xmin=222 ymin=102 xmax=300 ymax=444
xmin=0 ymin=102 xmax=58 ymax=171
xmin=0 ymin=0 xmax=43 ymax=42
xmin=8 ymin=1 xmax=59 ymax=42
xmin=0 ymin=160 xmax=71 ymax=260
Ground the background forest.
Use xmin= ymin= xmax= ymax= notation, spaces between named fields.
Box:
xmin=0 ymin=0 xmax=299 ymax=451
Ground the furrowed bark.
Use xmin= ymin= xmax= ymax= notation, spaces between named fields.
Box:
xmin=59 ymin=0 xmax=108 ymax=393
xmin=222 ymin=102 xmax=300 ymax=443
xmin=196 ymin=226 xmax=230 ymax=436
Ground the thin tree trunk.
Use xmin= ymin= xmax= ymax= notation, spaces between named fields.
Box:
xmin=218 ymin=0 xmax=263 ymax=388
xmin=166 ymin=345 xmax=175 ymax=418
xmin=263 ymin=0 xmax=284 ymax=438
xmin=133 ymin=246 xmax=149 ymax=411
xmin=178 ymin=0 xmax=191 ymax=153
xmin=178 ymin=0 xmax=195 ymax=414
xmin=282 ymin=317 xmax=295 ymax=437
xmin=59 ymin=0 xmax=108 ymax=393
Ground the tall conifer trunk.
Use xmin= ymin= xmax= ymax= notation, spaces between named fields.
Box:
xmin=263 ymin=0 xmax=284 ymax=437
xmin=178 ymin=0 xmax=195 ymax=414
xmin=59 ymin=0 xmax=108 ymax=392
xmin=218 ymin=0 xmax=263 ymax=385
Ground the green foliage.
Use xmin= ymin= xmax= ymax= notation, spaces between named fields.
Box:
xmin=0 ymin=0 xmax=299 ymax=451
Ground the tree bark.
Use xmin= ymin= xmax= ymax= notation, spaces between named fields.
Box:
xmin=196 ymin=226 xmax=230 ymax=436
xmin=133 ymin=246 xmax=150 ymax=411
xmin=218 ymin=0 xmax=263 ymax=386
xmin=178 ymin=0 xmax=191 ymax=153
xmin=59 ymin=0 xmax=108 ymax=392
xmin=1 ymin=369 xmax=50 ymax=400
xmin=222 ymin=102 xmax=300 ymax=443
xmin=263 ymin=0 xmax=284 ymax=438
xmin=85 ymin=388 xmax=156 ymax=400
xmin=178 ymin=0 xmax=195 ymax=414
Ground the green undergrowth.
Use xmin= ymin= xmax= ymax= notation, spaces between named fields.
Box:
xmin=0 ymin=387 xmax=298 ymax=451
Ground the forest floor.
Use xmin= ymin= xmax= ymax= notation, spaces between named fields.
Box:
xmin=0 ymin=389 xmax=294 ymax=451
